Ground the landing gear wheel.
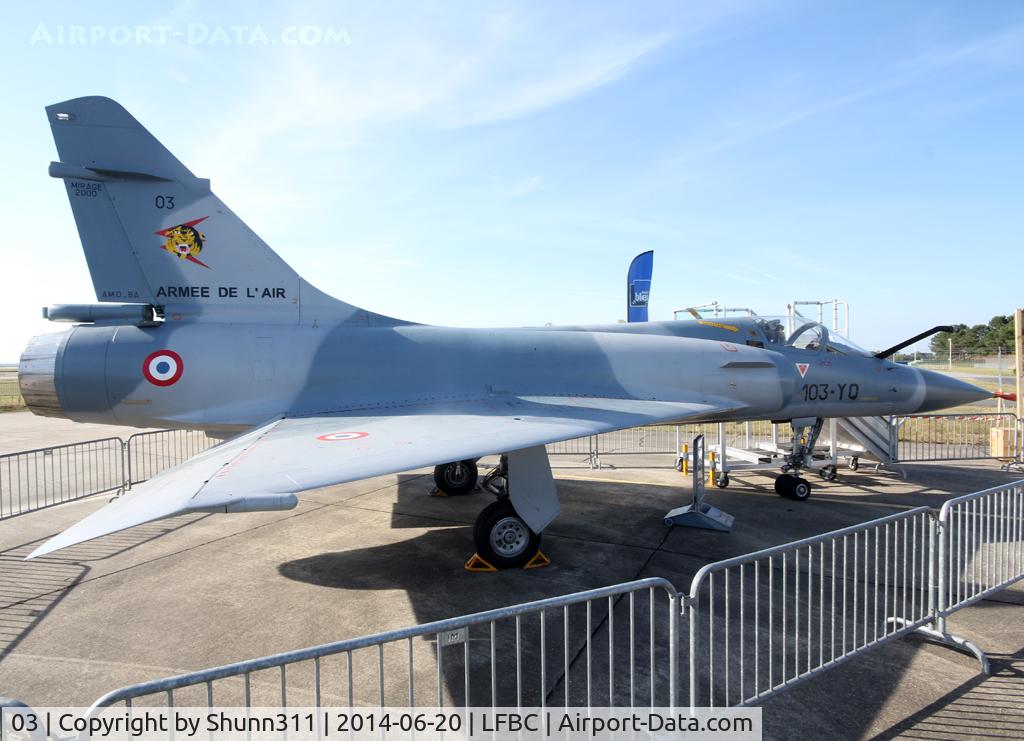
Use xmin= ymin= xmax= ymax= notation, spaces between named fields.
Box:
xmin=788 ymin=477 xmax=812 ymax=501
xmin=473 ymin=499 xmax=541 ymax=569
xmin=434 ymin=459 xmax=478 ymax=495
xmin=818 ymin=465 xmax=837 ymax=482
xmin=775 ymin=475 xmax=812 ymax=500
xmin=848 ymin=457 xmax=860 ymax=471
xmin=715 ymin=473 xmax=730 ymax=489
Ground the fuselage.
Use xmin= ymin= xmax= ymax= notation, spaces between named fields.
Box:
xmin=19 ymin=316 xmax=979 ymax=434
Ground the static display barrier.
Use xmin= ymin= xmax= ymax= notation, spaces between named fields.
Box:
xmin=53 ymin=482 xmax=1023 ymax=720
xmin=2 ymin=417 xmax=1021 ymax=521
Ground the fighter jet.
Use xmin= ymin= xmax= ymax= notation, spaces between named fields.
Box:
xmin=19 ymin=97 xmax=990 ymax=567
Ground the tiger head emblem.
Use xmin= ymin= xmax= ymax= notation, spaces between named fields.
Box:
xmin=155 ymin=216 xmax=210 ymax=268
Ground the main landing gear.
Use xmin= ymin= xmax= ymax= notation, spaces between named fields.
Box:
xmin=433 ymin=459 xmax=479 ymax=496
xmin=774 ymin=417 xmax=825 ymax=502
xmin=471 ymin=456 xmax=540 ymax=568
xmin=467 ymin=449 xmax=559 ymax=569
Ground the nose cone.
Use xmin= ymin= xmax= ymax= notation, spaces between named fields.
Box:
xmin=916 ymin=369 xmax=991 ymax=413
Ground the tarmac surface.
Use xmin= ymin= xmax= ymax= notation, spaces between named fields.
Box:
xmin=0 ymin=411 xmax=1022 ymax=739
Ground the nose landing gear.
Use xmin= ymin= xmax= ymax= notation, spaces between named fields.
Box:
xmin=774 ymin=474 xmax=812 ymax=501
xmin=774 ymin=417 xmax=826 ymax=501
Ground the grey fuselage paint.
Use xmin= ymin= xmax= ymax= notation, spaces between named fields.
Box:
xmin=39 ymin=317 xmax=941 ymax=433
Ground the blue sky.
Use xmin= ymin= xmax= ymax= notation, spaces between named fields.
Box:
xmin=1 ymin=1 xmax=1023 ymax=361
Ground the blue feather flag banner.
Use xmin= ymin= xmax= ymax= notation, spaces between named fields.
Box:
xmin=626 ymin=250 xmax=653 ymax=322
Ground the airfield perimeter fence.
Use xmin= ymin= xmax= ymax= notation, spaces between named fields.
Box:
xmin=77 ymin=481 xmax=1024 ymax=713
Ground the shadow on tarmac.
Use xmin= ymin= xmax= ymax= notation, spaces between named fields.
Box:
xmin=277 ymin=464 xmax=1021 ymax=736
xmin=0 ymin=511 xmax=208 ymax=660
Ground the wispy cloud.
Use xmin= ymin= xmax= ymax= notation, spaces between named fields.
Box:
xmin=441 ymin=30 xmax=674 ymax=127
xmin=669 ymin=23 xmax=1024 ymax=165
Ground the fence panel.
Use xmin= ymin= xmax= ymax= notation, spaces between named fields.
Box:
xmin=88 ymin=578 xmax=679 ymax=711
xmin=546 ymin=435 xmax=596 ymax=461
xmin=69 ymin=479 xmax=1024 ymax=714
xmin=0 ymin=378 xmax=22 ymax=408
xmin=126 ymin=429 xmax=221 ymax=486
xmin=594 ymin=426 xmax=678 ymax=456
xmin=938 ymin=482 xmax=1024 ymax=617
xmin=686 ymin=508 xmax=935 ymax=707
xmin=894 ymin=414 xmax=1018 ymax=463
xmin=595 ymin=422 xmax=787 ymax=461
xmin=0 ymin=438 xmax=124 ymax=519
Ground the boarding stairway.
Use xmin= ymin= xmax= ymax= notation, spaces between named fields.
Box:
xmin=836 ymin=415 xmax=898 ymax=465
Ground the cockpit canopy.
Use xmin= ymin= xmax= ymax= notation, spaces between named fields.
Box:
xmin=753 ymin=317 xmax=870 ymax=356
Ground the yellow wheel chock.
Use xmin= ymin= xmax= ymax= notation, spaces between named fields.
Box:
xmin=523 ymin=549 xmax=551 ymax=569
xmin=464 ymin=549 xmax=551 ymax=573
xmin=464 ymin=553 xmax=497 ymax=572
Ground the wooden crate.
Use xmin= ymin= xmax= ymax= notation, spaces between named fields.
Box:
xmin=990 ymin=426 xmax=1018 ymax=459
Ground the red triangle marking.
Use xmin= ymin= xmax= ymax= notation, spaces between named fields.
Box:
xmin=796 ymin=363 xmax=810 ymax=378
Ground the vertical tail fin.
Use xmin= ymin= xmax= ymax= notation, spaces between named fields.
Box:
xmin=47 ymin=96 xmax=392 ymax=325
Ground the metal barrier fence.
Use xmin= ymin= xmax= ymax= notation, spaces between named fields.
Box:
xmin=550 ymin=416 xmax=1022 ymax=469
xmin=0 ymin=430 xmax=219 ymax=520
xmin=894 ymin=413 xmax=1019 ymax=463
xmin=89 ymin=578 xmax=680 ymax=710
xmin=77 ymin=480 xmax=1024 ymax=714
xmin=937 ymin=481 xmax=1024 ymax=620
xmin=0 ymin=438 xmax=124 ymax=519
xmin=548 ymin=422 xmax=784 ymax=467
xmin=685 ymin=508 xmax=935 ymax=707
xmin=545 ymin=435 xmax=598 ymax=466
xmin=0 ymin=469 xmax=1009 ymax=714
xmin=0 ymin=379 xmax=22 ymax=407
xmin=2 ymin=416 xmax=1018 ymax=520
xmin=126 ymin=429 xmax=220 ymax=486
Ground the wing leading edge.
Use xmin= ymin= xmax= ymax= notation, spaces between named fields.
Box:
xmin=28 ymin=396 xmax=740 ymax=558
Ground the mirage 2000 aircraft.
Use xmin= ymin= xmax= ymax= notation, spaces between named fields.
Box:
xmin=19 ymin=97 xmax=990 ymax=567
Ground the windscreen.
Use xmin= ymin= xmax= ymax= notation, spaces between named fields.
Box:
xmin=754 ymin=316 xmax=870 ymax=356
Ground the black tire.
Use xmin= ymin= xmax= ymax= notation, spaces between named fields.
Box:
xmin=434 ymin=460 xmax=478 ymax=495
xmin=819 ymin=465 xmax=837 ymax=482
xmin=473 ymin=499 xmax=541 ymax=569
xmin=715 ymin=473 xmax=730 ymax=489
xmin=789 ymin=477 xmax=812 ymax=501
xmin=848 ymin=457 xmax=860 ymax=471
xmin=774 ymin=476 xmax=793 ymax=497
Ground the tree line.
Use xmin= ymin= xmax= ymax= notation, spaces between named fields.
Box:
xmin=930 ymin=315 xmax=1016 ymax=356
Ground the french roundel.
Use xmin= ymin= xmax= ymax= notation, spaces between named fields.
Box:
xmin=143 ymin=350 xmax=184 ymax=387
xmin=316 ymin=432 xmax=369 ymax=442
